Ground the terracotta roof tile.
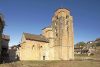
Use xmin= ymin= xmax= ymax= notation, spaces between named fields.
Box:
xmin=23 ymin=33 xmax=49 ymax=43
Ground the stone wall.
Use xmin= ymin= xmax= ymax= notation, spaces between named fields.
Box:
xmin=18 ymin=35 xmax=49 ymax=60
xmin=52 ymin=8 xmax=74 ymax=60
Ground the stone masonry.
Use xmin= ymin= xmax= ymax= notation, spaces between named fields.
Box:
xmin=18 ymin=8 xmax=74 ymax=60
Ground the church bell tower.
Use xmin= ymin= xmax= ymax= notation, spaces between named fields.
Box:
xmin=52 ymin=8 xmax=74 ymax=60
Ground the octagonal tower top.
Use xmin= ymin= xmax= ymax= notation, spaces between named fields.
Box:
xmin=52 ymin=8 xmax=71 ymax=21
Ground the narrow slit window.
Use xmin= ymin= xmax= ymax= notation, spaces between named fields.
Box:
xmin=32 ymin=45 xmax=34 ymax=49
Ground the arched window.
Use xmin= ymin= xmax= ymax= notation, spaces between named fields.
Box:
xmin=56 ymin=33 xmax=58 ymax=37
xmin=56 ymin=16 xmax=58 ymax=19
xmin=66 ymin=15 xmax=69 ymax=19
xmin=32 ymin=45 xmax=34 ymax=49
xmin=40 ymin=46 xmax=42 ymax=48
xmin=39 ymin=46 xmax=42 ymax=49
xmin=67 ymin=26 xmax=69 ymax=31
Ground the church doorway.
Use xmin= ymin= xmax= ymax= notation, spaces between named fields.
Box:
xmin=43 ymin=56 xmax=45 ymax=60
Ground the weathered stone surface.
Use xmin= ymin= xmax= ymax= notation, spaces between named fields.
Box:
xmin=52 ymin=8 xmax=74 ymax=60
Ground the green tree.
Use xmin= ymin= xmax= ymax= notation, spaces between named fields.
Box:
xmin=0 ymin=14 xmax=5 ymax=63
xmin=75 ymin=41 xmax=86 ymax=48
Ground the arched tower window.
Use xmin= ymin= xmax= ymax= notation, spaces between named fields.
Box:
xmin=40 ymin=46 xmax=42 ymax=48
xmin=67 ymin=26 xmax=69 ymax=31
xmin=56 ymin=16 xmax=58 ymax=19
xmin=66 ymin=15 xmax=69 ymax=19
xmin=56 ymin=33 xmax=58 ymax=37
xmin=66 ymin=20 xmax=69 ymax=30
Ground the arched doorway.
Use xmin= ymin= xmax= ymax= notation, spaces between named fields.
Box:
xmin=43 ymin=56 xmax=45 ymax=60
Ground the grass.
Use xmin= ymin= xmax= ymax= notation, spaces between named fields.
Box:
xmin=0 ymin=47 xmax=100 ymax=67
xmin=0 ymin=60 xmax=100 ymax=67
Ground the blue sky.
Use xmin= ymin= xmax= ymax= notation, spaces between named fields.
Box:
xmin=0 ymin=0 xmax=100 ymax=46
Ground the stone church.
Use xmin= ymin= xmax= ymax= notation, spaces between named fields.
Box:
xmin=17 ymin=8 xmax=74 ymax=60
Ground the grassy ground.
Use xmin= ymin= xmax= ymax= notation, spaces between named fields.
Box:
xmin=0 ymin=46 xmax=100 ymax=67
xmin=0 ymin=60 xmax=100 ymax=67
